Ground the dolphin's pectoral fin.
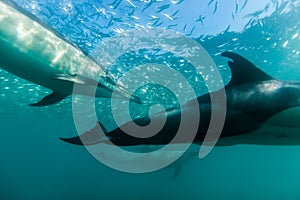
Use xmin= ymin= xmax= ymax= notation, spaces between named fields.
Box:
xmin=215 ymin=140 xmax=236 ymax=146
xmin=52 ymin=74 xmax=143 ymax=104
xmin=221 ymin=51 xmax=273 ymax=86
xmin=30 ymin=92 xmax=68 ymax=106
xmin=172 ymin=165 xmax=181 ymax=180
xmin=60 ymin=122 xmax=109 ymax=146
xmin=51 ymin=74 xmax=98 ymax=85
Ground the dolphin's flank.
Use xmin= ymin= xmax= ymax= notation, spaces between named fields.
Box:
xmin=61 ymin=52 xmax=300 ymax=147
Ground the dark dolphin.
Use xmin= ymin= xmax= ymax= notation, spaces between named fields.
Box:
xmin=61 ymin=52 xmax=300 ymax=146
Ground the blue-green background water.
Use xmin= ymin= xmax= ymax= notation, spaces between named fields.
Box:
xmin=1 ymin=0 xmax=300 ymax=199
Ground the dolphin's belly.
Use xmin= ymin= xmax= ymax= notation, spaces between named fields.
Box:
xmin=0 ymin=36 xmax=74 ymax=94
xmin=217 ymin=107 xmax=300 ymax=146
xmin=0 ymin=1 xmax=105 ymax=95
xmin=217 ymin=126 xmax=300 ymax=146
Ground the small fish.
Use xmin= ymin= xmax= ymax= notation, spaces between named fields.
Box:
xmin=167 ymin=24 xmax=177 ymax=29
xmin=148 ymin=15 xmax=158 ymax=21
xmin=213 ymin=1 xmax=218 ymax=14
xmin=171 ymin=10 xmax=179 ymax=18
xmin=217 ymin=42 xmax=229 ymax=48
xmin=183 ymin=24 xmax=187 ymax=31
xmin=170 ymin=0 xmax=184 ymax=5
xmin=244 ymin=9 xmax=264 ymax=18
xmin=240 ymin=0 xmax=248 ymax=11
xmin=152 ymin=21 xmax=163 ymax=27
xmin=142 ymin=0 xmax=156 ymax=13
xmin=109 ymin=0 xmax=122 ymax=9
xmin=161 ymin=13 xmax=173 ymax=21
xmin=235 ymin=0 xmax=239 ymax=14
xmin=195 ymin=15 xmax=206 ymax=25
xmin=208 ymin=0 xmax=214 ymax=7
xmin=224 ymin=25 xmax=231 ymax=33
xmin=187 ymin=26 xmax=196 ymax=36
xmin=264 ymin=3 xmax=270 ymax=12
xmin=156 ymin=4 xmax=170 ymax=13
xmin=129 ymin=15 xmax=140 ymax=20
xmin=127 ymin=8 xmax=135 ymax=16
xmin=151 ymin=18 xmax=161 ymax=26
xmin=108 ymin=0 xmax=118 ymax=7
xmin=244 ymin=18 xmax=253 ymax=29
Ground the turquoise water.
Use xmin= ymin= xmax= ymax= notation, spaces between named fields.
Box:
xmin=1 ymin=0 xmax=300 ymax=199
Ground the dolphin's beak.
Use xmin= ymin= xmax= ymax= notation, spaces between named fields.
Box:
xmin=98 ymin=76 xmax=143 ymax=104
xmin=112 ymin=84 xmax=143 ymax=104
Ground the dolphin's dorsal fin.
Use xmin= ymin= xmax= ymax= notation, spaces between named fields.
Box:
xmin=221 ymin=52 xmax=273 ymax=86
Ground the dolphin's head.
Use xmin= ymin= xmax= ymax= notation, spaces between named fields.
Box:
xmin=217 ymin=106 xmax=300 ymax=146
xmin=272 ymin=81 xmax=300 ymax=112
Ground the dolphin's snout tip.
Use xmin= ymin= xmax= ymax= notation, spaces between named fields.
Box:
xmin=131 ymin=95 xmax=143 ymax=104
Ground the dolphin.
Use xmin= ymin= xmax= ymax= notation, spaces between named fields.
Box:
xmin=0 ymin=1 xmax=141 ymax=106
xmin=61 ymin=51 xmax=300 ymax=146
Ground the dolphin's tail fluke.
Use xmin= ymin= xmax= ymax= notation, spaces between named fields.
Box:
xmin=60 ymin=122 xmax=109 ymax=146
xmin=60 ymin=136 xmax=84 ymax=145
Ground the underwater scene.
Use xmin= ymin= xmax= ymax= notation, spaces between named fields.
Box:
xmin=1 ymin=0 xmax=300 ymax=199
